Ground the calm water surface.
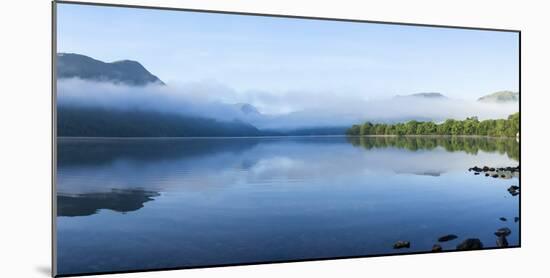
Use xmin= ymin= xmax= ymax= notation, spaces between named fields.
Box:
xmin=56 ymin=136 xmax=519 ymax=275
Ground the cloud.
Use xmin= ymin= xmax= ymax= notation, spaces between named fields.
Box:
xmin=242 ymin=94 xmax=518 ymax=129
xmin=57 ymin=78 xmax=243 ymax=120
xmin=56 ymin=78 xmax=518 ymax=130
xmin=358 ymin=97 xmax=518 ymax=121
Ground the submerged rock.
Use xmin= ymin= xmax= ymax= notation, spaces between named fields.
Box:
xmin=494 ymin=227 xmax=512 ymax=237
xmin=438 ymin=234 xmax=458 ymax=242
xmin=432 ymin=244 xmax=443 ymax=252
xmin=499 ymin=217 xmax=507 ymax=222
xmin=456 ymin=238 xmax=483 ymax=250
xmin=496 ymin=235 xmax=509 ymax=248
xmin=514 ymin=217 xmax=520 ymax=223
xmin=393 ymin=241 xmax=410 ymax=249
xmin=474 ymin=172 xmax=480 ymax=175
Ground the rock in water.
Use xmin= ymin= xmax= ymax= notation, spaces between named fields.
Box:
xmin=499 ymin=217 xmax=507 ymax=222
xmin=494 ymin=227 xmax=512 ymax=237
xmin=456 ymin=238 xmax=483 ymax=250
xmin=507 ymin=185 xmax=520 ymax=196
xmin=474 ymin=172 xmax=480 ymax=175
xmin=514 ymin=217 xmax=520 ymax=223
xmin=438 ymin=234 xmax=458 ymax=242
xmin=432 ymin=244 xmax=443 ymax=252
xmin=393 ymin=241 xmax=410 ymax=249
xmin=496 ymin=236 xmax=509 ymax=247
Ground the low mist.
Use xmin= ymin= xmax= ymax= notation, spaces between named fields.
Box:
xmin=57 ymin=78 xmax=518 ymax=130
xmin=57 ymin=78 xmax=244 ymax=120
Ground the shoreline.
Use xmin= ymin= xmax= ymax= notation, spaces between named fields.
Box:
xmin=56 ymin=134 xmax=518 ymax=140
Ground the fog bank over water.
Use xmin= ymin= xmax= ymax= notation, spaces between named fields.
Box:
xmin=57 ymin=78 xmax=518 ymax=130
xmin=57 ymin=78 xmax=244 ymax=120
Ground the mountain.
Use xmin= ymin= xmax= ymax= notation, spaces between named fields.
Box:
xmin=234 ymin=103 xmax=260 ymax=115
xmin=477 ymin=90 xmax=519 ymax=103
xmin=57 ymin=106 xmax=262 ymax=137
xmin=57 ymin=53 xmax=164 ymax=86
xmin=395 ymin=92 xmax=447 ymax=99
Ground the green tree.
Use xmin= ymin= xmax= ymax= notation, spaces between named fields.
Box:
xmin=463 ymin=117 xmax=479 ymax=135
xmin=404 ymin=120 xmax=419 ymax=135
xmin=346 ymin=124 xmax=361 ymax=136
xmin=345 ymin=113 xmax=519 ymax=138
xmin=360 ymin=122 xmax=373 ymax=135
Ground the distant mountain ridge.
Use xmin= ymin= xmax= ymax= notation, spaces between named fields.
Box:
xmin=57 ymin=53 xmax=164 ymax=86
xmin=234 ymin=103 xmax=260 ymax=115
xmin=57 ymin=106 xmax=262 ymax=137
xmin=395 ymin=92 xmax=447 ymax=99
xmin=55 ymin=53 xmax=345 ymax=137
xmin=477 ymin=90 xmax=519 ymax=103
xmin=55 ymin=53 xmax=517 ymax=137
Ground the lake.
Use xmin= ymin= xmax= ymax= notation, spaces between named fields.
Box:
xmin=55 ymin=136 xmax=520 ymax=275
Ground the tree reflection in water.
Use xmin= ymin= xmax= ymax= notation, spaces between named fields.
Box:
xmin=346 ymin=136 xmax=519 ymax=161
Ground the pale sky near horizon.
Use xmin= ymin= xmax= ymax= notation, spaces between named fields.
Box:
xmin=56 ymin=3 xmax=519 ymax=101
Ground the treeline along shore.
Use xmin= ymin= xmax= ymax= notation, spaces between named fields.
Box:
xmin=346 ymin=113 xmax=519 ymax=137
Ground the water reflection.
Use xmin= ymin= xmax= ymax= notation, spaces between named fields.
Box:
xmin=56 ymin=136 xmax=518 ymax=195
xmin=58 ymin=189 xmax=160 ymax=217
xmin=347 ymin=136 xmax=519 ymax=161
xmin=56 ymin=136 xmax=519 ymax=217
xmin=57 ymin=137 xmax=261 ymax=167
xmin=56 ymin=136 xmax=519 ymax=275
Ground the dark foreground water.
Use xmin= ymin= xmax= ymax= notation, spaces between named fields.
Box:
xmin=56 ymin=136 xmax=519 ymax=275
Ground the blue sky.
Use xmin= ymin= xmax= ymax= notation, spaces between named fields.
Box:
xmin=57 ymin=3 xmax=519 ymax=101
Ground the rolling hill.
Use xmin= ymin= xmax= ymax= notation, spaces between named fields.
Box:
xmin=478 ymin=91 xmax=519 ymax=103
xmin=57 ymin=53 xmax=164 ymax=86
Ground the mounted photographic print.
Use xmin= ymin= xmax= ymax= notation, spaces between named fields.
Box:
xmin=53 ymin=1 xmax=520 ymax=276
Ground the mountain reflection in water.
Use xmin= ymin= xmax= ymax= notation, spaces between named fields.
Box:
xmin=57 ymin=189 xmax=160 ymax=217
xmin=56 ymin=136 xmax=519 ymax=214
xmin=55 ymin=136 xmax=519 ymax=275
